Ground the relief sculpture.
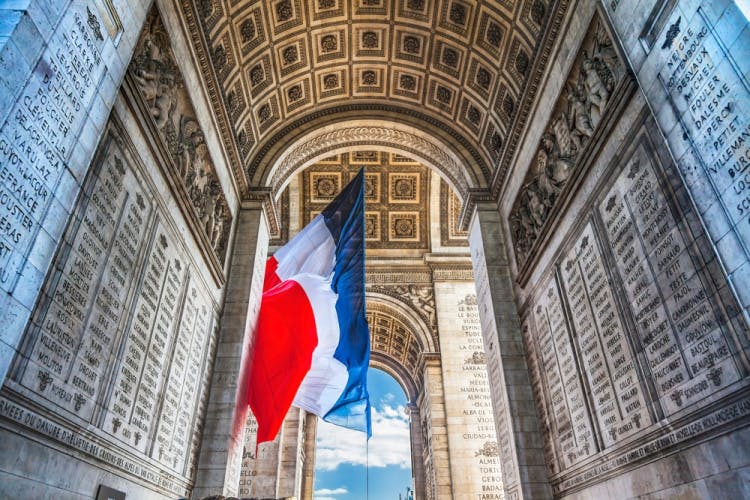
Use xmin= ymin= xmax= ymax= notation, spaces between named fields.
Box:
xmin=510 ymin=15 xmax=623 ymax=268
xmin=130 ymin=9 xmax=231 ymax=263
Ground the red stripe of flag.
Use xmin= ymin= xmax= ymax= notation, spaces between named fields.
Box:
xmin=248 ymin=277 xmax=319 ymax=443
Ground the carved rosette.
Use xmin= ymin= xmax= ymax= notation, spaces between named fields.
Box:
xmin=129 ymin=8 xmax=232 ymax=264
xmin=509 ymin=14 xmax=624 ymax=269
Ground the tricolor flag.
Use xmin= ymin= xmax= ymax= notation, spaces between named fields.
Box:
xmin=248 ymin=169 xmax=371 ymax=443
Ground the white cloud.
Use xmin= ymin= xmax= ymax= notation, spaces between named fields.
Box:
xmin=315 ymin=404 xmax=411 ymax=471
xmin=314 ymin=496 xmax=337 ymax=500
xmin=314 ymin=488 xmax=348 ymax=495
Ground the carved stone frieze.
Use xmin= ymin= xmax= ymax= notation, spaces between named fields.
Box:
xmin=129 ymin=8 xmax=232 ymax=264
xmin=271 ymin=125 xmax=467 ymax=199
xmin=509 ymin=13 xmax=625 ymax=269
xmin=367 ymin=284 xmax=437 ymax=339
xmin=366 ymin=269 xmax=433 ymax=285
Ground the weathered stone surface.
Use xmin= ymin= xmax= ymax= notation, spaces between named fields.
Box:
xmin=1 ymin=1 xmax=749 ymax=499
xmin=435 ymin=283 xmax=503 ymax=498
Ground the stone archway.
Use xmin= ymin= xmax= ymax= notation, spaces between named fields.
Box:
xmin=366 ymin=295 xmax=435 ymax=500
xmin=262 ymin=119 xmax=484 ymax=202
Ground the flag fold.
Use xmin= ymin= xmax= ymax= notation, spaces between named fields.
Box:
xmin=248 ymin=170 xmax=371 ymax=443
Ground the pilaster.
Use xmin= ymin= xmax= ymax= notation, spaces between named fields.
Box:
xmin=468 ymin=203 xmax=552 ymax=499
xmin=193 ymin=202 xmax=269 ymax=497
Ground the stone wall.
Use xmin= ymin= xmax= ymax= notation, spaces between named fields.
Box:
xmin=0 ymin=1 xmax=238 ymax=497
xmin=434 ymin=283 xmax=503 ymax=498
xmin=500 ymin=1 xmax=750 ymax=498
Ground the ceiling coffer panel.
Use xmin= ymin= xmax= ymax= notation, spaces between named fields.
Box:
xmin=181 ymin=0 xmax=566 ymax=193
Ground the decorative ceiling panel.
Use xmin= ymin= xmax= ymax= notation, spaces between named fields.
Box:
xmin=301 ymin=152 xmax=430 ymax=250
xmin=440 ymin=180 xmax=469 ymax=246
xmin=366 ymin=308 xmax=423 ymax=377
xmin=179 ymin=0 xmax=566 ymax=194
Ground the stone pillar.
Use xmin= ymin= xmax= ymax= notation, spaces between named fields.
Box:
xmin=193 ymin=202 xmax=269 ymax=497
xmin=277 ymin=407 xmax=304 ymax=498
xmin=468 ymin=203 xmax=552 ymax=499
xmin=407 ymin=403 xmax=426 ymax=500
xmin=300 ymin=412 xmax=318 ymax=500
xmin=252 ymin=432 xmax=283 ymax=497
xmin=419 ymin=353 xmax=452 ymax=499
xmin=433 ymin=280 xmax=503 ymax=498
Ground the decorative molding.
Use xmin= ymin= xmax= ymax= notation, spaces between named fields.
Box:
xmin=127 ymin=7 xmax=232 ymax=274
xmin=491 ymin=0 xmax=572 ymax=195
xmin=246 ymin=187 xmax=282 ymax=241
xmin=509 ymin=12 xmax=631 ymax=278
xmin=366 ymin=269 xmax=433 ymax=284
xmin=458 ymin=188 xmax=494 ymax=231
xmin=270 ymin=124 xmax=470 ymax=199
xmin=431 ymin=267 xmax=475 ymax=282
xmin=440 ymin=180 xmax=469 ymax=247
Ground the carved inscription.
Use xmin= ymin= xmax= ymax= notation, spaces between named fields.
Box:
xmin=11 ymin=126 xmax=220 ymax=487
xmin=532 ymin=280 xmax=596 ymax=469
xmin=239 ymin=414 xmax=259 ymax=496
xmin=560 ymin=224 xmax=651 ymax=445
xmin=0 ymin=6 xmax=105 ymax=291
xmin=456 ymin=294 xmax=503 ymax=498
xmin=599 ymin=147 xmax=742 ymax=413
xmin=521 ymin=318 xmax=558 ymax=474
xmin=103 ymin=222 xmax=186 ymax=452
xmin=470 ymin=239 xmax=517 ymax=488
xmin=659 ymin=10 xmax=750 ymax=262
xmin=20 ymin=155 xmax=151 ymax=418
xmin=151 ymin=280 xmax=215 ymax=472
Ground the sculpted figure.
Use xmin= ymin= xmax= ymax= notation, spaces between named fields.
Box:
xmin=567 ymin=83 xmax=595 ymax=142
xmin=524 ymin=186 xmax=547 ymax=231
xmin=541 ymin=133 xmax=573 ymax=187
xmin=531 ymin=143 xmax=561 ymax=208
xmin=395 ymin=285 xmax=436 ymax=329
xmin=152 ymin=81 xmax=177 ymax=130
xmin=132 ymin=30 xmax=179 ymax=132
xmin=177 ymin=117 xmax=205 ymax=178
xmin=581 ymin=56 xmax=613 ymax=127
xmin=212 ymin=202 xmax=226 ymax=250
xmin=551 ymin=111 xmax=578 ymax=159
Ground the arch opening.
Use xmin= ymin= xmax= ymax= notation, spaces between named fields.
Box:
xmin=261 ymin=118 xmax=487 ymax=204
xmin=313 ymin=367 xmax=415 ymax=500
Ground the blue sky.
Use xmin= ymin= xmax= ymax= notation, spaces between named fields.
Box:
xmin=313 ymin=368 xmax=413 ymax=500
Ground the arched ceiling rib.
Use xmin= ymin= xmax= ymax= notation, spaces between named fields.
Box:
xmin=178 ymin=0 xmax=566 ymax=196
xmin=267 ymin=118 xmax=476 ymax=197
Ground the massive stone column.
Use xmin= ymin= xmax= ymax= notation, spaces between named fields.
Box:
xmin=468 ymin=203 xmax=552 ymax=500
xmin=193 ymin=201 xmax=269 ymax=497
xmin=419 ymin=353 xmax=452 ymax=499
xmin=433 ymin=279 xmax=503 ymax=498
xmin=406 ymin=403 xmax=426 ymax=500
xmin=277 ymin=406 xmax=305 ymax=498
xmin=300 ymin=412 xmax=318 ymax=500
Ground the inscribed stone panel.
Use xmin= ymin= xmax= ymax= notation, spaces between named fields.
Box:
xmin=599 ymin=141 xmax=742 ymax=414
xmin=3 ymin=121 xmax=221 ymax=496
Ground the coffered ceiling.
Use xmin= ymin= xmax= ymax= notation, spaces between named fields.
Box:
xmin=177 ymin=0 xmax=567 ymax=197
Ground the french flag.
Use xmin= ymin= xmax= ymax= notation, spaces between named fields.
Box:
xmin=248 ymin=169 xmax=371 ymax=443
